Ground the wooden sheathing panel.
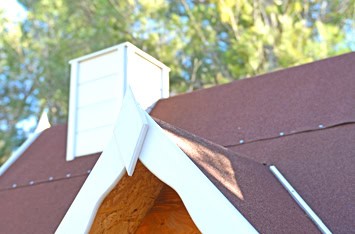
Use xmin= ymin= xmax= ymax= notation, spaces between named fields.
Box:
xmin=136 ymin=185 xmax=201 ymax=234
xmin=90 ymin=161 xmax=164 ymax=234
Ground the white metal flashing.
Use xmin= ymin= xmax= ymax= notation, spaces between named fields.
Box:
xmin=113 ymin=88 xmax=148 ymax=176
xmin=57 ymin=91 xmax=257 ymax=234
xmin=269 ymin=165 xmax=332 ymax=234
xmin=0 ymin=111 xmax=51 ymax=176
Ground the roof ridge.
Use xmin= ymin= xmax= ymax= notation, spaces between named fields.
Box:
xmin=156 ymin=52 xmax=355 ymax=103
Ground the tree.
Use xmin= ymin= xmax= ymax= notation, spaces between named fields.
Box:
xmin=0 ymin=0 xmax=354 ymax=163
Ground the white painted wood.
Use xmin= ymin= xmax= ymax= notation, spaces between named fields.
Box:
xmin=127 ymin=50 xmax=163 ymax=110
xmin=162 ymin=67 xmax=170 ymax=98
xmin=269 ymin=165 xmax=332 ymax=234
xmin=0 ymin=111 xmax=51 ymax=176
xmin=75 ymin=125 xmax=114 ymax=157
xmin=139 ymin=112 xmax=257 ymax=234
xmin=113 ymin=88 xmax=148 ymax=176
xmin=56 ymin=137 xmax=126 ymax=234
xmin=66 ymin=42 xmax=170 ymax=161
xmin=77 ymin=74 xmax=119 ymax=108
xmin=78 ymin=51 xmax=118 ymax=84
xmin=76 ymin=99 xmax=120 ymax=132
xmin=57 ymin=91 xmax=257 ymax=234
xmin=66 ymin=61 xmax=79 ymax=161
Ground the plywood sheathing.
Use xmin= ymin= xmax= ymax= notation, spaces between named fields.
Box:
xmin=136 ymin=185 xmax=200 ymax=234
xmin=90 ymin=161 xmax=164 ymax=234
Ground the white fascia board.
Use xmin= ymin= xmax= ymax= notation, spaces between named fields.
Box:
xmin=139 ymin=112 xmax=257 ymax=233
xmin=0 ymin=111 xmax=51 ymax=176
xmin=56 ymin=137 xmax=126 ymax=234
xmin=0 ymin=133 xmax=41 ymax=176
xmin=57 ymin=92 xmax=256 ymax=234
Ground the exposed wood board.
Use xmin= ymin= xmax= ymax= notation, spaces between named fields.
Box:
xmin=89 ymin=162 xmax=164 ymax=234
xmin=136 ymin=185 xmax=200 ymax=234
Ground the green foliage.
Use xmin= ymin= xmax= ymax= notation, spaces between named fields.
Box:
xmin=0 ymin=0 xmax=354 ymax=163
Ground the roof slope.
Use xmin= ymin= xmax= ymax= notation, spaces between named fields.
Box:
xmin=230 ymin=123 xmax=355 ymax=233
xmin=152 ymin=52 xmax=355 ymax=233
xmin=0 ymin=125 xmax=99 ymax=234
xmin=151 ymin=52 xmax=355 ymax=146
xmin=157 ymin=119 xmax=318 ymax=233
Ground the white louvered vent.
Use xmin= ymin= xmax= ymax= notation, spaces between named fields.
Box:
xmin=66 ymin=42 xmax=170 ymax=160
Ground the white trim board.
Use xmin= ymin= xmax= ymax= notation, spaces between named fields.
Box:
xmin=56 ymin=90 xmax=257 ymax=234
xmin=0 ymin=111 xmax=51 ymax=176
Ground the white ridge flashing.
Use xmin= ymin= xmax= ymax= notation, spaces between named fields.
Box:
xmin=0 ymin=111 xmax=51 ymax=176
xmin=57 ymin=89 xmax=257 ymax=234
xmin=269 ymin=165 xmax=332 ymax=234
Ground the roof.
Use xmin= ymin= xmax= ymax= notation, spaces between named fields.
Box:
xmin=0 ymin=125 xmax=99 ymax=234
xmin=151 ymin=52 xmax=355 ymax=233
xmin=1 ymin=52 xmax=354 ymax=233
xmin=157 ymin=119 xmax=319 ymax=233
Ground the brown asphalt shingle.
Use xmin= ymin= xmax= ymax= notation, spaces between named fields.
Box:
xmin=158 ymin=119 xmax=319 ymax=233
xmin=230 ymin=123 xmax=355 ymax=234
xmin=1 ymin=52 xmax=353 ymax=233
xmin=151 ymin=52 xmax=355 ymax=233
xmin=0 ymin=125 xmax=100 ymax=233
xmin=151 ymin=52 xmax=355 ymax=147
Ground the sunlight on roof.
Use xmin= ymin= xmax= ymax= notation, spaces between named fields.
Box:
xmin=164 ymin=130 xmax=245 ymax=201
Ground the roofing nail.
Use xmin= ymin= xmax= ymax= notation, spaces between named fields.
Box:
xmin=48 ymin=176 xmax=54 ymax=181
xmin=29 ymin=181 xmax=34 ymax=185
xmin=66 ymin=173 xmax=71 ymax=178
xmin=12 ymin=184 xmax=17 ymax=188
xmin=318 ymin=124 xmax=325 ymax=128
xmin=279 ymin=132 xmax=285 ymax=136
xmin=87 ymin=169 xmax=91 ymax=174
xmin=239 ymin=139 xmax=244 ymax=144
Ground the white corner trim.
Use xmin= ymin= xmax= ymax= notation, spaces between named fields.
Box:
xmin=269 ymin=165 xmax=332 ymax=234
xmin=0 ymin=111 xmax=51 ymax=176
xmin=57 ymin=92 xmax=257 ymax=234
xmin=66 ymin=60 xmax=78 ymax=161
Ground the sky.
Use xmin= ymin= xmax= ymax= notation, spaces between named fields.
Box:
xmin=1 ymin=2 xmax=35 ymax=133
xmin=0 ymin=0 xmax=27 ymax=22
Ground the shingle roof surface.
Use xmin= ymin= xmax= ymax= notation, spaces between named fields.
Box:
xmin=151 ymin=52 xmax=355 ymax=147
xmin=0 ymin=125 xmax=99 ymax=233
xmin=151 ymin=52 xmax=355 ymax=233
xmin=1 ymin=52 xmax=353 ymax=233
xmin=158 ymin=119 xmax=319 ymax=233
xmin=230 ymin=123 xmax=355 ymax=234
